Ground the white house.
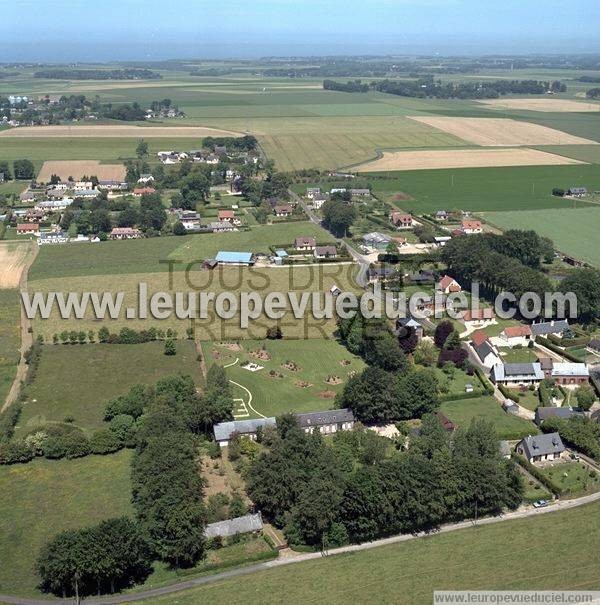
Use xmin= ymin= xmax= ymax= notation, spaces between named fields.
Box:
xmin=499 ymin=325 xmax=533 ymax=346
xmin=516 ymin=433 xmax=565 ymax=464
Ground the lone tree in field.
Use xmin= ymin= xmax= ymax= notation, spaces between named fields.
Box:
xmin=164 ymin=339 xmax=176 ymax=356
xmin=136 ymin=139 xmax=149 ymax=158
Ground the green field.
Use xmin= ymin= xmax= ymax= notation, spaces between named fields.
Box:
xmin=17 ymin=341 xmax=201 ymax=434
xmin=136 ymin=500 xmax=600 ymax=605
xmin=440 ymin=396 xmax=538 ymax=440
xmin=29 ymin=222 xmax=332 ymax=281
xmin=486 ymin=207 xmax=600 ymax=267
xmin=0 ymin=289 xmax=21 ymax=404
xmin=201 ymin=339 xmax=365 ymax=418
xmin=0 ymin=450 xmax=133 ymax=597
xmin=29 ymin=264 xmax=360 ymax=342
xmin=538 ymin=461 xmax=600 ymax=496
xmin=369 ymin=164 xmax=600 ymax=214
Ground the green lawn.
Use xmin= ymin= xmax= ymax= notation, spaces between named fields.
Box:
xmin=135 ymin=500 xmax=600 ymax=605
xmin=538 ymin=461 xmax=600 ymax=496
xmin=0 ymin=289 xmax=21 ymax=404
xmin=369 ymin=164 xmax=600 ymax=214
xmin=17 ymin=341 xmax=202 ymax=434
xmin=498 ymin=347 xmax=539 ymax=364
xmin=0 ymin=450 xmax=133 ymax=597
xmin=435 ymin=367 xmax=479 ymax=396
xmin=201 ymin=339 xmax=365 ymax=418
xmin=440 ymin=396 xmax=538 ymax=440
xmin=486 ymin=207 xmax=600 ymax=267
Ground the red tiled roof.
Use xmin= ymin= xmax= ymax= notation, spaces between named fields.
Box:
xmin=462 ymin=307 xmax=494 ymax=321
xmin=462 ymin=219 xmax=482 ymax=230
xmin=17 ymin=223 xmax=39 ymax=231
xmin=439 ymin=275 xmax=458 ymax=290
xmin=503 ymin=325 xmax=533 ymax=338
xmin=218 ymin=210 xmax=235 ymax=219
xmin=471 ymin=330 xmax=489 ymax=346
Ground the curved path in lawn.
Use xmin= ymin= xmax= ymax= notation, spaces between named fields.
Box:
xmin=2 ymin=491 xmax=600 ymax=605
xmin=221 ymin=357 xmax=266 ymax=419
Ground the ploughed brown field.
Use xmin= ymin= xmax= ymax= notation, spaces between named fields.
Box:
xmin=36 ymin=160 xmax=126 ymax=182
xmin=0 ymin=125 xmax=243 ymax=138
xmin=356 ymin=147 xmax=585 ymax=172
xmin=407 ymin=116 xmax=598 ymax=146
xmin=0 ymin=242 xmax=34 ymax=288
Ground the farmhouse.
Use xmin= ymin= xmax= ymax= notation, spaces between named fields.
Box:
xmin=314 ymin=245 xmax=338 ymax=259
xmin=214 ymin=417 xmax=277 ymax=447
xmin=215 ymin=251 xmax=255 ymax=266
xmin=535 ymin=407 xmax=582 ymax=427
xmin=294 ymin=236 xmax=317 ymax=251
xmin=274 ymin=204 xmax=292 ymax=217
xmin=461 ymin=219 xmax=483 ymax=234
xmin=438 ymin=275 xmax=461 ymax=294
xmin=109 ymin=227 xmax=142 ymax=240
xmin=16 ymin=223 xmax=39 ymax=235
xmin=500 ymin=325 xmax=532 ymax=346
xmin=516 ymin=433 xmax=565 ymax=464
xmin=295 ymin=409 xmax=355 ymax=435
xmin=363 ymin=231 xmax=391 ymax=250
xmin=389 ymin=212 xmax=413 ymax=229
xmin=530 ymin=320 xmax=569 ymax=338
xmin=461 ymin=307 xmax=495 ymax=327
xmin=204 ymin=513 xmax=263 ymax=539
xmin=491 ymin=362 xmax=544 ymax=386
xmin=471 ymin=335 xmax=500 ymax=368
xmin=38 ymin=231 xmax=69 ymax=246
xmin=546 ymin=361 xmax=589 ymax=386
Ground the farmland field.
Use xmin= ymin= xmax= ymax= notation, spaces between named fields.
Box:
xmin=478 ymin=98 xmax=600 ymax=112
xmin=369 ymin=164 xmax=600 ymax=214
xmin=37 ymin=160 xmax=126 ymax=182
xmin=0 ymin=450 xmax=133 ymax=597
xmin=201 ymin=339 xmax=365 ymax=418
xmin=134 ymin=500 xmax=600 ymax=605
xmin=17 ymin=341 xmax=202 ymax=435
xmin=29 ymin=264 xmax=360 ymax=341
xmin=0 ymin=241 xmax=34 ymax=288
xmin=439 ymin=396 xmax=538 ymax=440
xmin=0 ymin=289 xmax=21 ymax=404
xmin=486 ymin=207 xmax=600 ymax=267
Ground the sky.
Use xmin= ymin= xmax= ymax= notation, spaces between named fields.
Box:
xmin=2 ymin=0 xmax=600 ymax=62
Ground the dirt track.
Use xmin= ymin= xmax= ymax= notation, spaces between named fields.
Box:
xmin=0 ymin=125 xmax=243 ymax=138
xmin=479 ymin=98 xmax=600 ymax=112
xmin=356 ymin=147 xmax=585 ymax=172
xmin=37 ymin=160 xmax=126 ymax=182
xmin=408 ymin=116 xmax=598 ymax=146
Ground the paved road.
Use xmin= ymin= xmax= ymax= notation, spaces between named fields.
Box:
xmin=2 ymin=490 xmax=599 ymax=605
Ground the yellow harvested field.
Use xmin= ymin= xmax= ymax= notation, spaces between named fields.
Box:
xmin=0 ymin=125 xmax=242 ymax=138
xmin=356 ymin=148 xmax=585 ymax=172
xmin=478 ymin=98 xmax=600 ymax=112
xmin=0 ymin=242 xmax=33 ymax=288
xmin=37 ymin=161 xmax=126 ymax=182
xmin=408 ymin=116 xmax=598 ymax=146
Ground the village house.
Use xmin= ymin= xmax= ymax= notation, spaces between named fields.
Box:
xmin=350 ymin=188 xmax=370 ymax=197
xmin=363 ymin=231 xmax=391 ymax=251
xmin=491 ymin=362 xmax=544 ymax=387
xmin=35 ymin=199 xmax=74 ymax=212
xmin=19 ymin=190 xmax=37 ymax=203
xmin=436 ymin=210 xmax=448 ymax=221
xmin=217 ymin=209 xmax=236 ymax=223
xmin=433 ymin=235 xmax=452 ymax=247
xmin=306 ymin=187 xmax=321 ymax=199
xmin=209 ymin=221 xmax=237 ymax=233
xmin=567 ymin=186 xmax=587 ymax=197
xmin=314 ymin=245 xmax=338 ymax=260
xmin=516 ymin=432 xmax=565 ymax=464
xmin=461 ymin=219 xmax=483 ymax=234
xmin=274 ymin=204 xmax=292 ymax=217
xmin=98 ymin=180 xmax=128 ymax=191
xmin=213 ymin=418 xmax=277 ymax=447
xmin=311 ymin=192 xmax=328 ymax=210
xmin=109 ymin=227 xmax=142 ymax=240
xmin=389 ymin=211 xmax=413 ymax=229
xmin=133 ymin=187 xmax=156 ymax=197
xmin=543 ymin=360 xmax=589 ymax=386
xmin=530 ymin=320 xmax=569 ymax=339
xmin=294 ymin=236 xmax=317 ymax=251
xmin=461 ymin=307 xmax=495 ymax=328
xmin=46 ymin=188 xmax=68 ymax=199
xmin=295 ymin=409 xmax=355 ymax=435
xmin=437 ymin=275 xmax=461 ymax=294
xmin=471 ymin=331 xmax=501 ymax=368
xmin=137 ymin=174 xmax=154 ymax=184
xmin=16 ymin=223 xmax=39 ymax=236
xmin=368 ymin=266 xmax=397 ymax=284
xmin=499 ymin=325 xmax=533 ymax=346
xmin=534 ymin=407 xmax=582 ymax=427
xmin=587 ymin=338 xmax=600 ymax=355
xmin=204 ymin=513 xmax=263 ymax=540
xmin=38 ymin=231 xmax=69 ymax=246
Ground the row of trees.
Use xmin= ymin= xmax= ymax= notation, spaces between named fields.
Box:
xmin=0 ymin=159 xmax=35 ymax=179
xmin=247 ymin=415 xmax=523 ymax=546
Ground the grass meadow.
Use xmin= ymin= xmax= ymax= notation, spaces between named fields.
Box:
xmin=134 ymin=500 xmax=600 ymax=605
xmin=0 ymin=289 xmax=21 ymax=404
xmin=0 ymin=450 xmax=133 ymax=597
xmin=486 ymin=207 xmax=600 ymax=267
xmin=17 ymin=341 xmax=201 ymax=435
xmin=439 ymin=396 xmax=538 ymax=440
xmin=201 ymin=339 xmax=365 ymax=418
xmin=29 ymin=264 xmax=360 ymax=342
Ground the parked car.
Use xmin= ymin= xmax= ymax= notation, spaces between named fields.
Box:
xmin=533 ymin=500 xmax=549 ymax=508
xmin=570 ymin=453 xmax=581 ymax=461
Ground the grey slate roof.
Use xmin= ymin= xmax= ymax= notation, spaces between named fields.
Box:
xmin=204 ymin=513 xmax=263 ymax=538
xmin=295 ymin=408 xmax=354 ymax=429
xmin=535 ymin=407 xmax=577 ymax=426
xmin=473 ymin=340 xmax=496 ymax=363
xmin=213 ymin=417 xmax=276 ymax=442
xmin=530 ymin=320 xmax=569 ymax=336
xmin=518 ymin=432 xmax=565 ymax=459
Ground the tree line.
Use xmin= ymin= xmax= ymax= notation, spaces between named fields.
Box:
xmin=246 ymin=414 xmax=522 ymax=547
xmin=34 ymin=68 xmax=162 ymax=80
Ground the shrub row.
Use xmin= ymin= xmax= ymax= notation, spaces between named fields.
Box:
xmin=536 ymin=337 xmax=582 ymax=362
xmin=473 ymin=367 xmax=495 ymax=395
xmin=512 ymin=453 xmax=562 ymax=497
